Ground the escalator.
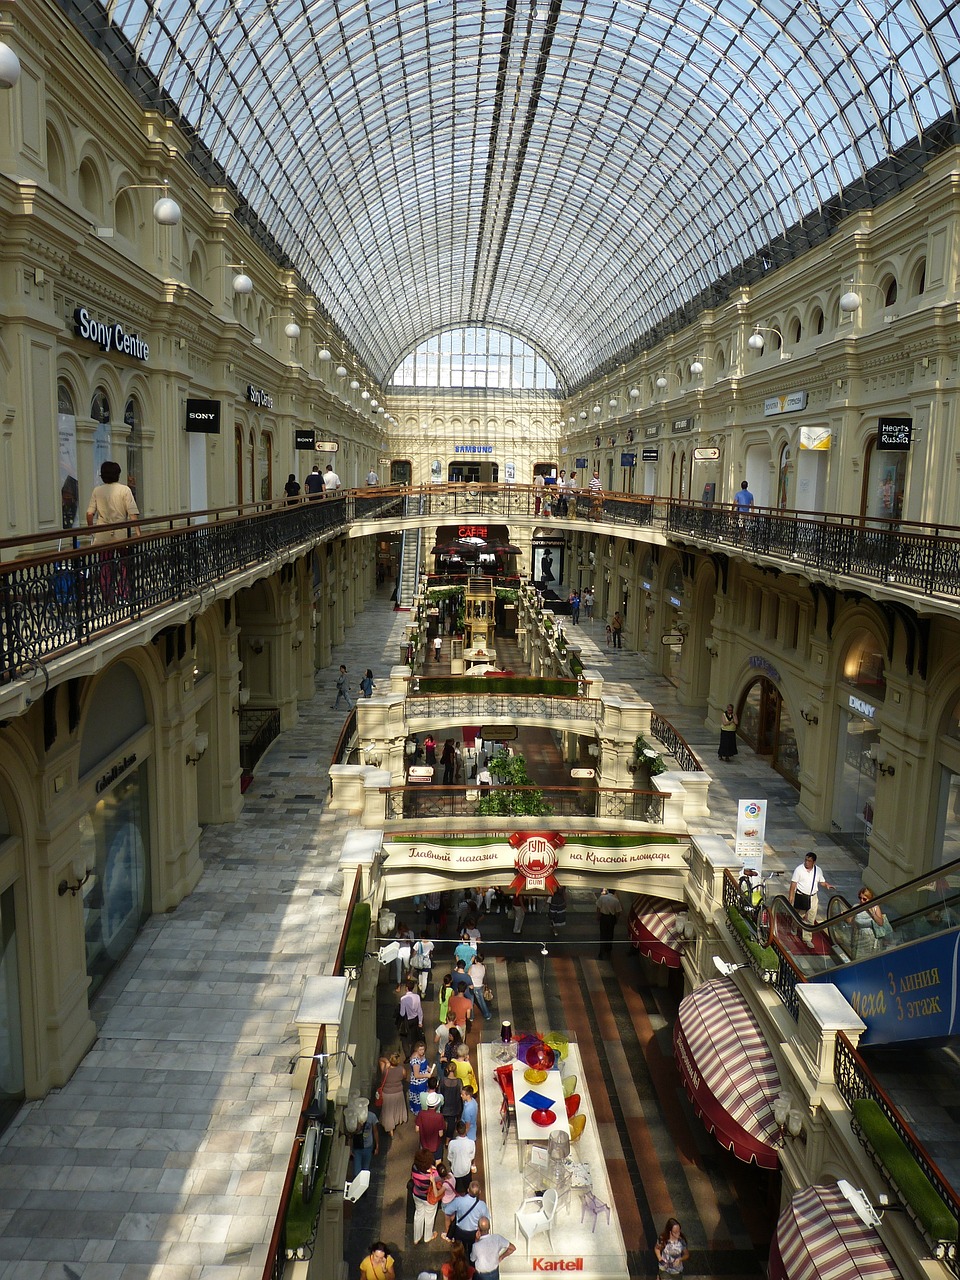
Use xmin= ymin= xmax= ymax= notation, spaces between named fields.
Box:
xmin=396 ymin=491 xmax=425 ymax=608
xmin=766 ymin=857 xmax=960 ymax=1045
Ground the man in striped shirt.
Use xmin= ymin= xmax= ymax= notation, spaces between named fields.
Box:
xmin=589 ymin=468 xmax=603 ymax=521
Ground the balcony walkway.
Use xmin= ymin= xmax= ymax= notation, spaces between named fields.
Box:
xmin=0 ymin=580 xmax=906 ymax=1279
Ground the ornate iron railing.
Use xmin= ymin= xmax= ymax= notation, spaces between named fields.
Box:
xmin=405 ymin=692 xmax=602 ymax=723
xmin=239 ymin=708 xmax=281 ymax=773
xmin=381 ymin=784 xmax=665 ymax=822
xmin=836 ymin=1030 xmax=960 ymax=1270
xmin=6 ymin=483 xmax=960 ymax=687
xmin=650 ymin=712 xmax=703 ymax=772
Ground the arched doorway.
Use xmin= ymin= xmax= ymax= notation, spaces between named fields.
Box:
xmin=739 ymin=678 xmax=800 ymax=787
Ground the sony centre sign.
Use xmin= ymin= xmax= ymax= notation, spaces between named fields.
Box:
xmin=73 ymin=306 xmax=150 ymax=362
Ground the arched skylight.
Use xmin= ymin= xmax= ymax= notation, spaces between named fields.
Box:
xmin=77 ymin=0 xmax=960 ymax=385
xmin=389 ymin=329 xmax=560 ymax=391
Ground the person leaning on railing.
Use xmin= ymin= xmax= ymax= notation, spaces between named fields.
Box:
xmin=85 ymin=460 xmax=139 ymax=603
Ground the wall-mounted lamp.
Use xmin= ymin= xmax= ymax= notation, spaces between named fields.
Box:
xmin=58 ymin=861 xmax=93 ymax=897
xmin=185 ymin=731 xmax=209 ymax=766
xmin=838 ymin=278 xmax=887 ymax=315
xmin=712 ymin=956 xmax=749 ymax=977
xmin=122 ymin=181 xmax=181 ymax=225
xmin=800 ymin=700 xmax=819 ymax=725
xmin=867 ymin=744 xmax=895 ymax=776
xmin=378 ymin=907 xmax=397 ymax=935
xmin=233 ymin=687 xmax=250 ymax=715
xmin=690 ymin=356 xmax=705 ymax=376
xmin=655 ymin=372 xmax=669 ymax=390
xmin=206 ymin=261 xmax=254 ymax=295
xmin=747 ymin=325 xmax=791 ymax=358
xmin=586 ymin=741 xmax=600 ymax=760
xmin=772 ymin=1091 xmax=807 ymax=1143
xmin=249 ymin=637 xmax=265 ymax=655
xmin=343 ymin=963 xmax=362 ymax=982
xmin=0 ymin=41 xmax=21 ymax=89
xmin=292 ymin=629 xmax=304 ymax=651
xmin=363 ymin=743 xmax=383 ymax=768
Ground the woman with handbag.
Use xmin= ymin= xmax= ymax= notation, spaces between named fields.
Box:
xmin=407 ymin=1038 xmax=431 ymax=1115
xmin=411 ymin=932 xmax=435 ymax=996
xmin=410 ymin=1147 xmax=441 ymax=1244
xmin=376 ymin=1050 xmax=408 ymax=1135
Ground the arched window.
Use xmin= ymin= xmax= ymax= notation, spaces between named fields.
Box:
xmin=78 ymin=157 xmax=104 ymax=221
xmin=911 ymin=260 xmax=926 ymax=297
xmin=841 ymin=629 xmax=886 ymax=699
xmin=813 ymin=307 xmax=825 ymax=335
xmin=124 ymin=397 xmax=143 ymax=512
xmin=46 ymin=125 xmax=66 ymax=193
xmin=389 ymin=327 xmax=560 ymax=390
xmin=884 ymin=277 xmax=898 ymax=308
xmin=58 ymin=380 xmax=79 ymax=528
xmin=789 ymin=317 xmax=802 ymax=345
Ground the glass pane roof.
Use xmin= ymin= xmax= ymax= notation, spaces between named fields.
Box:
xmin=84 ymin=0 xmax=960 ymax=388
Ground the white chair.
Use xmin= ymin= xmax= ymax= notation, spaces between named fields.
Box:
xmin=515 ymin=1187 xmax=559 ymax=1254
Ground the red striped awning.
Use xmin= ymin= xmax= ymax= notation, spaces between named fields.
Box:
xmin=628 ymin=895 xmax=685 ymax=968
xmin=769 ymin=1184 xmax=902 ymax=1280
xmin=673 ymin=977 xmax=781 ymax=1168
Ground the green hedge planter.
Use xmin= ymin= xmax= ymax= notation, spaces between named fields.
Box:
xmin=725 ymin=904 xmax=779 ymax=971
xmin=417 ymin=676 xmax=578 ymax=696
xmin=853 ymin=1098 xmax=958 ymax=1244
xmin=343 ymin=902 xmax=371 ymax=972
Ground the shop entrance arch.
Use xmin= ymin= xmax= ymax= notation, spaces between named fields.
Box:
xmin=739 ymin=677 xmax=799 ymax=787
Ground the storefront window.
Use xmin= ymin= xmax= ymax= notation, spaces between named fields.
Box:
xmin=931 ymin=693 xmax=960 ymax=868
xmin=259 ymin=432 xmax=273 ymax=501
xmin=124 ymin=397 xmax=143 ymax=512
xmin=833 ymin=708 xmax=878 ymax=849
xmin=777 ymin=443 xmax=791 ymax=509
xmin=863 ymin=436 xmax=906 ymax=522
xmin=91 ymin=388 xmax=112 ymax=483
xmin=0 ymin=882 xmax=24 ymax=1132
xmin=58 ymin=381 xmax=79 ymax=529
xmin=78 ymin=763 xmax=152 ymax=998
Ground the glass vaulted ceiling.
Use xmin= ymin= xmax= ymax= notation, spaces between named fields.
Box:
xmin=92 ymin=0 xmax=960 ymax=388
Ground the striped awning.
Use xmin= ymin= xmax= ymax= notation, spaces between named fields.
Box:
xmin=628 ymin=895 xmax=685 ymax=968
xmin=673 ymin=977 xmax=781 ymax=1168
xmin=769 ymin=1184 xmax=902 ymax=1280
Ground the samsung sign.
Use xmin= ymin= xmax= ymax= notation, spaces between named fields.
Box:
xmin=73 ymin=306 xmax=149 ymax=362
xmin=185 ymin=399 xmax=221 ymax=434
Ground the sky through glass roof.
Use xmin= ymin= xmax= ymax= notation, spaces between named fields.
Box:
xmin=84 ymin=0 xmax=960 ymax=388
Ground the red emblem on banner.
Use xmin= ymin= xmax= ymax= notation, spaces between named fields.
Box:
xmin=508 ymin=831 xmax=564 ymax=894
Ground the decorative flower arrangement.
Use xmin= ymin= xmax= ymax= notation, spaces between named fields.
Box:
xmin=632 ymin=732 xmax=666 ymax=776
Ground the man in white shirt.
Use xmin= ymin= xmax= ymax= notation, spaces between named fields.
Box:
xmin=447 ymin=1121 xmax=476 ymax=1193
xmin=471 ymin=1218 xmax=516 ymax=1280
xmin=366 ymin=468 xmax=379 ymax=485
xmin=322 ymin=464 xmax=342 ymax=491
xmin=789 ymin=851 xmax=834 ymax=924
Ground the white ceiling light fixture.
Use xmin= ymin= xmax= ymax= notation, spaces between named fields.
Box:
xmin=350 ymin=379 xmax=360 ymax=390
xmin=567 ymin=415 xmax=576 ymax=425
xmin=629 ymin=387 xmax=640 ymax=399
xmin=231 ymin=265 xmax=254 ymax=295
xmin=690 ymin=358 xmax=704 ymax=375
xmin=593 ymin=403 xmax=602 ymax=414
xmin=656 ymin=373 xmax=668 ymax=389
xmin=579 ymin=410 xmax=588 ymax=420
xmin=0 ymin=42 xmax=21 ymax=90
xmin=361 ymin=389 xmax=370 ymax=399
xmin=317 ymin=347 xmax=332 ymax=361
xmin=336 ymin=365 xmax=348 ymax=377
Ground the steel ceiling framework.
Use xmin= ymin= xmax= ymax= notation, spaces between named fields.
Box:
xmin=73 ymin=0 xmax=960 ymax=389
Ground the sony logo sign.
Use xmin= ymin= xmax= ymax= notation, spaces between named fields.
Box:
xmin=73 ymin=306 xmax=149 ymax=362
